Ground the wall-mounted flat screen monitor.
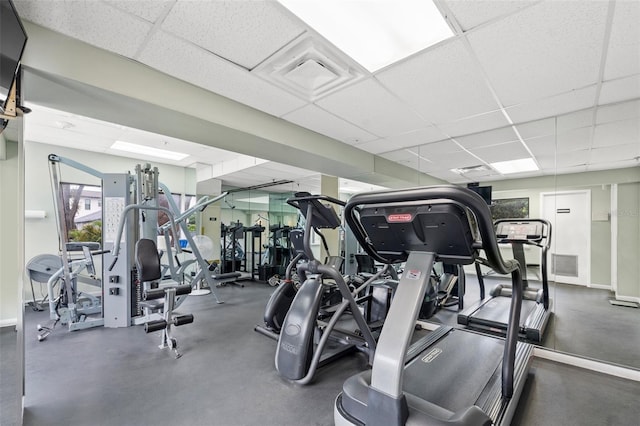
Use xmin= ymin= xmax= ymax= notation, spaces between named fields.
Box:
xmin=1 ymin=0 xmax=28 ymax=110
xmin=467 ymin=184 xmax=492 ymax=205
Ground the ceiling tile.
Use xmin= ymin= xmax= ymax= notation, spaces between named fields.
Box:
xmin=468 ymin=1 xmax=609 ymax=106
xmin=418 ymin=158 xmax=440 ymax=173
xmin=15 ymin=1 xmax=152 ymax=57
xmin=589 ymin=143 xmax=640 ymax=163
xmin=137 ymin=30 xmax=306 ymax=117
xmin=25 ymin=125 xmax=115 ymax=151
xmin=556 ymin=149 xmax=590 ymax=168
xmin=556 ymin=108 xmax=595 ymax=133
xmin=596 ymin=99 xmax=640 ymax=124
xmin=417 ymin=140 xmax=463 ymax=156
xmin=282 ymin=104 xmax=377 ymax=145
xmin=603 ymin=0 xmax=640 ymax=80
xmin=599 ymin=74 xmax=640 ymax=104
xmin=515 ymin=118 xmax=556 ymax=140
xmin=443 ymin=0 xmax=537 ymax=31
xmin=105 ymin=1 xmax=173 ymax=23
xmin=535 ymin=154 xmax=555 ymax=170
xmin=423 ymin=151 xmax=482 ymax=171
xmin=438 ymin=111 xmax=510 ymax=137
xmin=381 ymin=127 xmax=449 ymax=151
xmin=376 ymin=39 xmax=501 ymax=124
xmin=505 ymin=86 xmax=597 ymax=124
xmin=468 ymin=141 xmax=530 ymax=163
xmin=356 ymin=138 xmax=395 ymax=155
xmin=160 ymin=1 xmax=304 ymax=69
xmin=556 ymin=127 xmax=592 ymax=153
xmin=316 ymin=78 xmax=429 ymax=137
xmin=525 ymin=135 xmax=556 ymax=157
xmin=592 ymin=119 xmax=640 ymax=148
xmin=587 ymin=159 xmax=639 ymax=172
xmin=25 ymin=106 xmax=127 ymax=141
xmin=455 ymin=126 xmax=519 ymax=150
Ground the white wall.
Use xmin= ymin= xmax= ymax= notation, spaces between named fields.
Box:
xmin=0 ymin=141 xmax=20 ymax=325
xmin=23 ymin=141 xmax=196 ymax=302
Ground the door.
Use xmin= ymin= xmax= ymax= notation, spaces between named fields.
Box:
xmin=541 ymin=190 xmax=591 ymax=285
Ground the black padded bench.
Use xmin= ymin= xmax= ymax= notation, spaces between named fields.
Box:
xmin=212 ymin=271 xmax=243 ymax=288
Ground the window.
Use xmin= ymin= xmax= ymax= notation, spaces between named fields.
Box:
xmin=490 ymin=198 xmax=529 ymax=221
xmin=61 ymin=183 xmax=102 ymax=244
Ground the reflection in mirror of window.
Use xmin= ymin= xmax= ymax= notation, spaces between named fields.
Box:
xmin=491 ymin=198 xmax=529 ymax=221
xmin=61 ymin=183 xmax=102 ymax=244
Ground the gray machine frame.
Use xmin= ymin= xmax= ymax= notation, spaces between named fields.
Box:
xmin=334 ymin=185 xmax=532 ymax=426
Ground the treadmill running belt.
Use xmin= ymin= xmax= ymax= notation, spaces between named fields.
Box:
xmin=403 ymin=331 xmax=503 ymax=413
xmin=473 ymin=297 xmax=537 ymax=327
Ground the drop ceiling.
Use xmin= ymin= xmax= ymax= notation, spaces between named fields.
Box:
xmin=11 ymin=0 xmax=640 ymax=191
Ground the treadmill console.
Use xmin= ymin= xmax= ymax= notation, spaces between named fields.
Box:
xmin=495 ymin=221 xmax=542 ymax=242
xmin=358 ymin=202 xmax=477 ymax=264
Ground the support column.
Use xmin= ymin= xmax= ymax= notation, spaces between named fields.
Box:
xmin=197 ymin=178 xmax=223 ymax=263
xmin=320 ymin=175 xmax=340 ymax=262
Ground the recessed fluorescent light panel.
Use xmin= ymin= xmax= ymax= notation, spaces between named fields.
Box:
xmin=490 ymin=158 xmax=539 ymax=174
xmin=278 ymin=0 xmax=453 ymax=72
xmin=111 ymin=141 xmax=189 ymax=161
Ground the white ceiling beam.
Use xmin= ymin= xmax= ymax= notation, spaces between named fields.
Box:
xmin=21 ymin=22 xmax=443 ymax=188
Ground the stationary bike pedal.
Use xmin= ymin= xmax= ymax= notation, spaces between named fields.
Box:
xmin=368 ymin=320 xmax=385 ymax=331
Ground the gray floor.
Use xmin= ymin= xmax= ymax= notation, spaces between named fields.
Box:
xmin=21 ymin=283 xmax=368 ymax=426
xmin=1 ymin=277 xmax=639 ymax=425
xmin=0 ymin=326 xmax=18 ymax=426
xmin=511 ymin=358 xmax=640 ymax=426
xmin=432 ymin=275 xmax=640 ymax=369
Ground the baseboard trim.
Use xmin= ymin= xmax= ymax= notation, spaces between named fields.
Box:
xmin=614 ymin=295 xmax=640 ymax=304
xmin=533 ymin=347 xmax=640 ymax=382
xmin=589 ymin=283 xmax=611 ymax=290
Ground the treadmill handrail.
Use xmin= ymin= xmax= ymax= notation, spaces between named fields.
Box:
xmin=345 ymin=185 xmax=519 ymax=276
xmin=344 ymin=185 xmax=524 ymax=403
xmin=494 ymin=218 xmax=551 ymax=310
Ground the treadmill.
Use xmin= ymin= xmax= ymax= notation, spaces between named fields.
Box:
xmin=334 ymin=185 xmax=532 ymax=426
xmin=458 ymin=219 xmax=552 ymax=342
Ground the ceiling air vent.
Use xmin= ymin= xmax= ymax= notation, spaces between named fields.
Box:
xmin=252 ymin=33 xmax=366 ymax=101
xmin=451 ymin=165 xmax=491 ymax=174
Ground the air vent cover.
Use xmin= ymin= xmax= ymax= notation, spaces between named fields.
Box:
xmin=252 ymin=33 xmax=366 ymax=100
xmin=552 ymin=254 xmax=579 ymax=277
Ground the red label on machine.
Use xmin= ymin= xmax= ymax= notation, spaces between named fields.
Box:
xmin=387 ymin=213 xmax=412 ymax=223
xmin=406 ymin=270 xmax=421 ymax=280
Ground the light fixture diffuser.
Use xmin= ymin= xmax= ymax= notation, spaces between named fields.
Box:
xmin=278 ymin=0 xmax=453 ymax=72
xmin=490 ymin=158 xmax=539 ymax=174
xmin=111 ymin=141 xmax=189 ymax=161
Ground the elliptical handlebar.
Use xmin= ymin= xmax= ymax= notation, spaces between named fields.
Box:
xmin=287 ymin=192 xmax=345 ymax=230
xmin=286 ymin=192 xmax=346 ymax=262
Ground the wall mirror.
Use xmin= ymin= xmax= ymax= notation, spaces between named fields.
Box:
xmin=413 ymin=99 xmax=639 ymax=368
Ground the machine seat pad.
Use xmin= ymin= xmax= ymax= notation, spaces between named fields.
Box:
xmin=341 ymin=370 xmax=491 ymax=426
xmin=139 ymin=300 xmax=163 ymax=311
xmin=212 ymin=272 xmax=242 ymax=280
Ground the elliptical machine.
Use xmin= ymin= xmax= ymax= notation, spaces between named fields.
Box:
xmin=419 ymin=262 xmax=466 ymax=319
xmin=267 ymin=192 xmax=395 ymax=385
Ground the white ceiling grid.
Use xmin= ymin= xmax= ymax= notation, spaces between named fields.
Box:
xmin=12 ymin=0 xmax=640 ymax=190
